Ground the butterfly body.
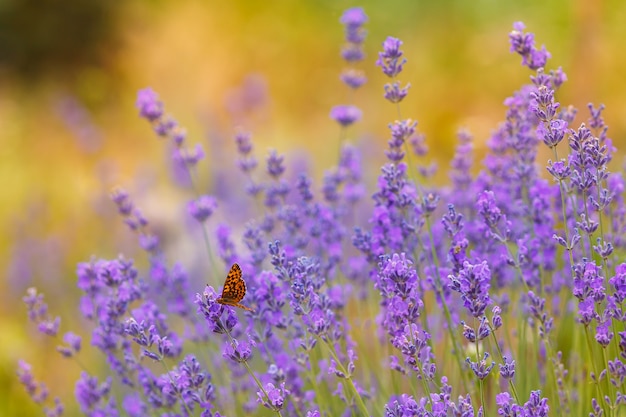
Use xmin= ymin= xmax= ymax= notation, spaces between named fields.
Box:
xmin=216 ymin=263 xmax=254 ymax=312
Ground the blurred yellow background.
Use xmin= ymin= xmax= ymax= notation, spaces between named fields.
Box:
xmin=2 ymin=0 xmax=625 ymax=415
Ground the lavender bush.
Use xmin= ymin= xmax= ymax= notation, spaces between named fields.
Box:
xmin=18 ymin=8 xmax=626 ymax=417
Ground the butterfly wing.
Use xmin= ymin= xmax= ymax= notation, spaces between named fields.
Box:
xmin=217 ymin=263 xmax=254 ymax=312
xmin=220 ymin=263 xmax=244 ymax=302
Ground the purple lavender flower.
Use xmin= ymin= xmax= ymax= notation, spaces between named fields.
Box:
xmin=330 ymin=105 xmax=362 ymax=127
xmin=340 ymin=69 xmax=367 ymax=89
xmin=17 ymin=360 xmax=49 ymax=404
xmin=257 ymin=382 xmax=289 ymax=411
xmin=56 ymin=331 xmax=82 ymax=358
xmin=340 ymin=7 xmax=368 ymax=32
xmin=499 ymin=356 xmax=516 ymax=380
xmin=509 ymin=22 xmax=551 ymax=70
xmin=266 ymin=149 xmax=285 ymax=179
xmin=195 ymin=285 xmax=239 ymax=334
xmin=136 ymin=88 xmax=164 ymax=121
xmin=188 ymin=195 xmax=218 ymax=223
xmin=223 ymin=337 xmax=255 ymax=363
xmin=340 ymin=7 xmax=368 ymax=61
xmin=377 ymin=37 xmax=406 ymax=77
xmin=448 ymin=260 xmax=492 ymax=318
xmin=23 ymin=287 xmax=60 ymax=337
xmin=75 ymin=373 xmax=116 ymax=415
xmin=466 ymin=352 xmax=495 ymax=380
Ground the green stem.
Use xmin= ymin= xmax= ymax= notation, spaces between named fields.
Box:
xmin=487 ymin=323 xmax=520 ymax=404
xmin=322 ymin=338 xmax=370 ymax=417
xmin=583 ymin=325 xmax=609 ymax=417
xmin=221 ymin=319 xmax=284 ymax=416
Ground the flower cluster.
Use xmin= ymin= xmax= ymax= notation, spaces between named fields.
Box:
xmin=16 ymin=11 xmax=626 ymax=417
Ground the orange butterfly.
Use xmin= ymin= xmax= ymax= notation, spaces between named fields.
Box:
xmin=216 ymin=263 xmax=254 ymax=312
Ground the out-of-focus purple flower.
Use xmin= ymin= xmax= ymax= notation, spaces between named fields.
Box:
xmin=17 ymin=360 xmax=49 ymax=404
xmin=235 ymin=130 xmax=259 ymax=174
xmin=75 ymin=373 xmax=115 ymax=415
xmin=341 ymin=7 xmax=368 ymax=47
xmin=188 ymin=195 xmax=218 ymax=223
xmin=56 ymin=94 xmax=103 ymax=154
xmin=23 ymin=287 xmax=60 ymax=337
xmin=123 ymin=393 xmax=147 ymax=417
xmin=173 ymin=143 xmax=205 ymax=167
xmin=377 ymin=37 xmax=406 ymax=78
xmin=340 ymin=69 xmax=367 ymax=89
xmin=527 ymin=291 xmax=554 ymax=338
xmin=216 ymin=224 xmax=237 ymax=266
xmin=330 ymin=105 xmax=362 ymax=127
xmin=16 ymin=367 xmax=63 ymax=417
xmin=56 ymin=331 xmax=82 ymax=358
xmin=225 ymin=74 xmax=269 ymax=122
xmin=136 ymin=88 xmax=164 ymax=121
xmin=110 ymin=188 xmax=133 ymax=217
xmin=385 ymin=119 xmax=416 ymax=162
xmin=267 ymin=149 xmax=285 ymax=179
xmin=340 ymin=7 xmax=368 ymax=30
xmin=383 ymin=81 xmax=410 ymax=104
xmin=509 ymin=22 xmax=551 ymax=70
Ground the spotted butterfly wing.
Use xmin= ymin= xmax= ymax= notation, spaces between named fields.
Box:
xmin=216 ymin=263 xmax=254 ymax=312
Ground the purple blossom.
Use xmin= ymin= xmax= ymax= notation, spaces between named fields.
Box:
xmin=195 ymin=285 xmax=239 ymax=334
xmin=330 ymin=105 xmax=362 ymax=127
xmin=377 ymin=37 xmax=406 ymax=77
xmin=509 ymin=22 xmax=551 ymax=70
xmin=188 ymin=195 xmax=218 ymax=223
xmin=448 ymin=260 xmax=492 ymax=318
xmin=466 ymin=352 xmax=495 ymax=380
xmin=499 ymin=356 xmax=516 ymax=380
xmin=224 ymin=338 xmax=254 ymax=363
xmin=23 ymin=287 xmax=60 ymax=337
xmin=266 ymin=149 xmax=285 ymax=179
xmin=16 ymin=17 xmax=626 ymax=417
xmin=17 ymin=360 xmax=49 ymax=404
xmin=57 ymin=331 xmax=82 ymax=358
xmin=75 ymin=373 xmax=115 ymax=416
xmin=257 ymin=382 xmax=289 ymax=411
xmin=340 ymin=69 xmax=367 ymax=89
xmin=340 ymin=8 xmax=368 ymax=64
xmin=572 ymin=261 xmax=606 ymax=303
xmin=383 ymin=81 xmax=411 ymax=104
xmin=340 ymin=7 xmax=368 ymax=31
xmin=136 ymin=88 xmax=164 ymax=121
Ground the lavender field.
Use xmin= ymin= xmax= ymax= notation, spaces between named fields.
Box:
xmin=9 ymin=4 xmax=626 ymax=417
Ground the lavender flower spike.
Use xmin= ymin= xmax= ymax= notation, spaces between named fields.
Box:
xmin=330 ymin=105 xmax=362 ymax=127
